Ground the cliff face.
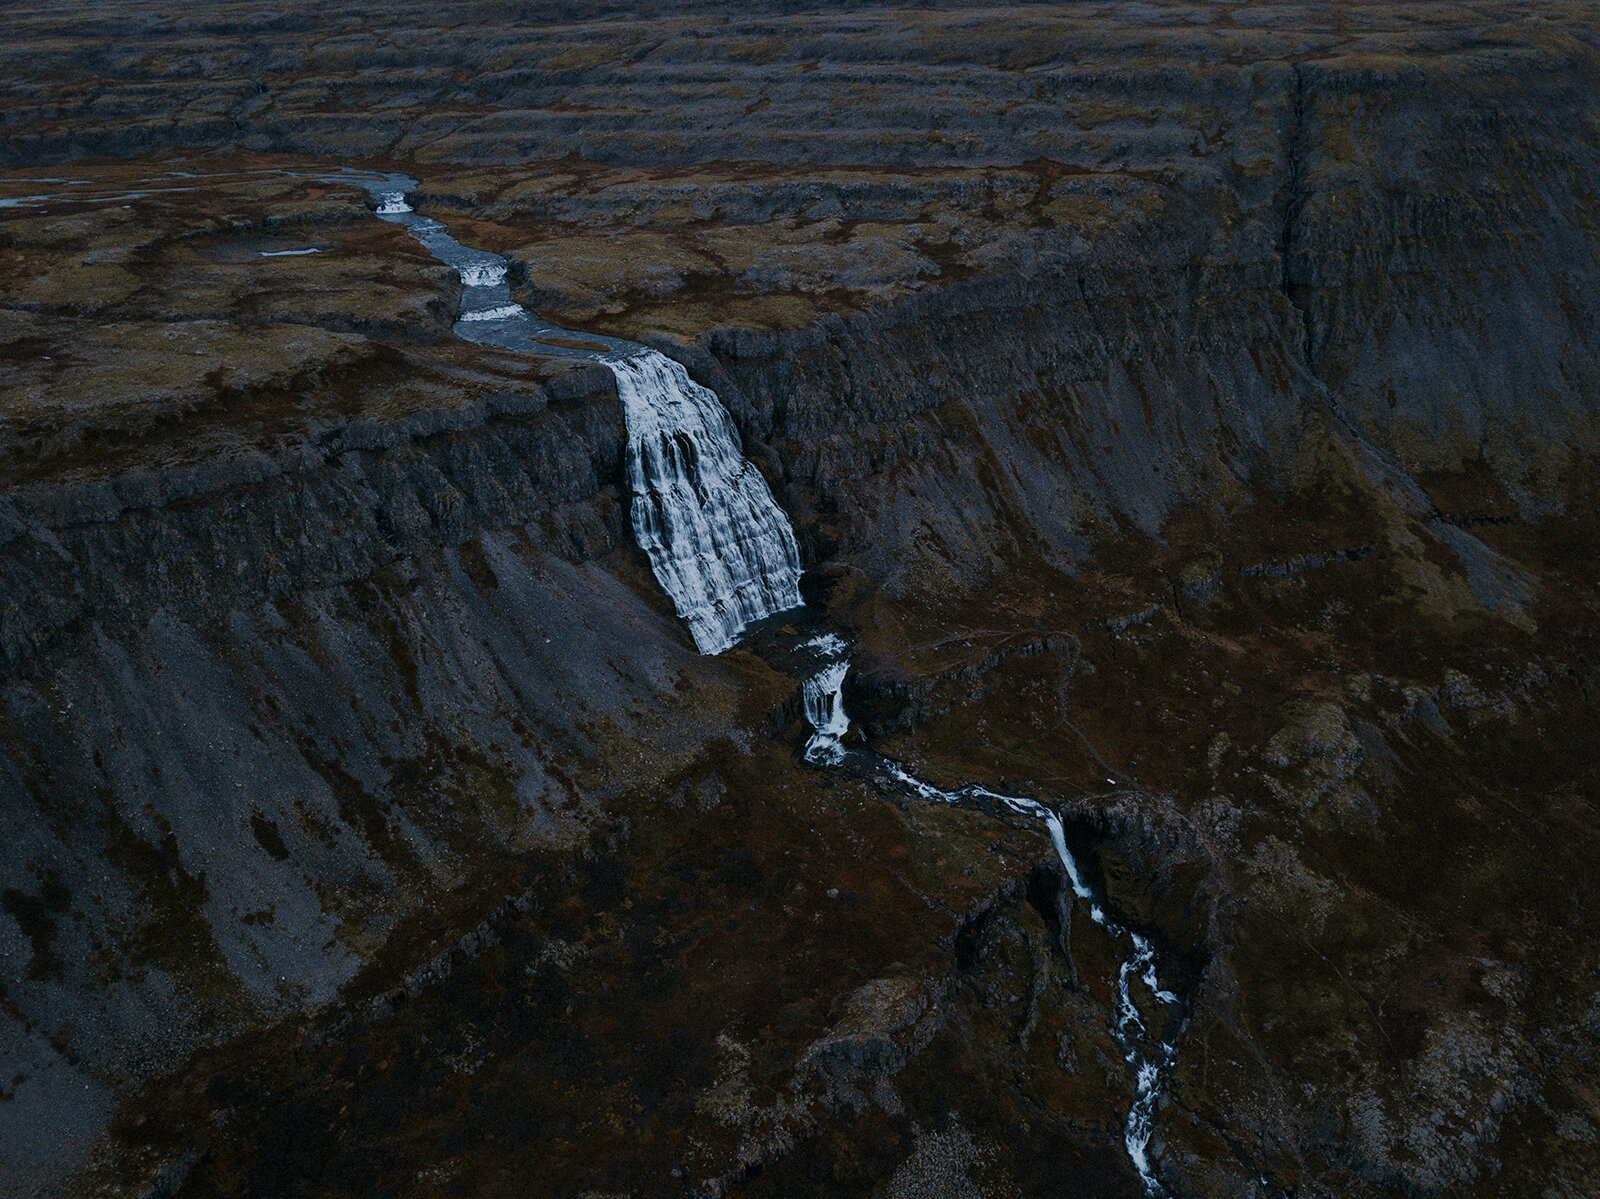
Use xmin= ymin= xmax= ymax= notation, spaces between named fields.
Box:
xmin=689 ymin=228 xmax=1312 ymax=596
xmin=0 ymin=344 xmax=731 ymax=1180
xmin=2 ymin=4 xmax=1600 ymax=1198
xmin=0 ymin=172 xmax=766 ymax=1191
xmin=1286 ymin=50 xmax=1600 ymax=504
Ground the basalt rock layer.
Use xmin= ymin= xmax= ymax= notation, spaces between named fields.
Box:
xmin=2 ymin=4 xmax=1600 ymax=1199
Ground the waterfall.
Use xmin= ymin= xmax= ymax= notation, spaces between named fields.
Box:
xmin=802 ymin=662 xmax=851 ymax=764
xmin=367 ymin=179 xmax=803 ymax=655
xmin=613 ymin=352 xmax=803 ymax=654
xmin=800 ymin=634 xmax=852 ymax=764
xmin=361 ymin=178 xmax=1180 ymax=1188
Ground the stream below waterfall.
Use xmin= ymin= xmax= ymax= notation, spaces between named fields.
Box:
xmin=6 ymin=167 xmax=1186 ymax=1195
xmin=796 ymin=634 xmax=1184 ymax=1196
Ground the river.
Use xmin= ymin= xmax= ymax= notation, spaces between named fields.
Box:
xmin=365 ymin=171 xmax=1186 ymax=1198
xmin=2 ymin=165 xmax=1185 ymax=1195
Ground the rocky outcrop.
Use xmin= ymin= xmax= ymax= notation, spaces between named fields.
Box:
xmin=680 ymin=228 xmax=1314 ymax=598
xmin=1284 ymin=58 xmax=1600 ymax=507
xmin=0 ymin=364 xmax=624 ymax=665
xmin=663 ymin=49 xmax=1599 ymax=604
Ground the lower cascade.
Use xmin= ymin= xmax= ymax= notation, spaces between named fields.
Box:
xmin=800 ymin=633 xmax=852 ymax=765
xmin=805 ymin=654 xmax=1183 ymax=1197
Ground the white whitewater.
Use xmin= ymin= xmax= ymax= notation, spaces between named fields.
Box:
xmin=459 ymin=304 xmax=525 ymax=323
xmin=366 ymin=183 xmax=803 ymax=654
xmin=800 ymin=634 xmax=852 ymax=764
xmin=457 ymin=261 xmax=505 ymax=287
xmin=882 ymin=761 xmax=1180 ymax=1196
xmin=614 ymin=353 xmax=803 ymax=654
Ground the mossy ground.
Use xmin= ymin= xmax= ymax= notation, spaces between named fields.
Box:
xmin=70 ymin=410 xmax=1600 ymax=1197
xmin=0 ymin=158 xmax=591 ymax=485
xmin=405 ymin=161 xmax=1170 ymax=343
xmin=847 ymin=448 xmax=1600 ymax=1195
xmin=87 ymin=723 xmax=1150 ymax=1198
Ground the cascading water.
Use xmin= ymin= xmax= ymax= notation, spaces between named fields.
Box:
xmin=881 ymin=761 xmax=1182 ymax=1196
xmin=365 ymin=181 xmax=803 ymax=653
xmin=613 ymin=354 xmax=802 ymax=653
xmin=8 ymin=168 xmax=807 ymax=653
xmin=799 ymin=634 xmax=852 ymax=765
xmin=367 ymin=187 xmax=553 ymax=334
xmin=361 ymin=173 xmax=1182 ymax=1192
xmin=12 ymin=163 xmax=1190 ymax=1193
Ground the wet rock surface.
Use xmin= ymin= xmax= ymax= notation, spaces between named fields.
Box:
xmin=1 ymin=3 xmax=1599 ymax=1198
